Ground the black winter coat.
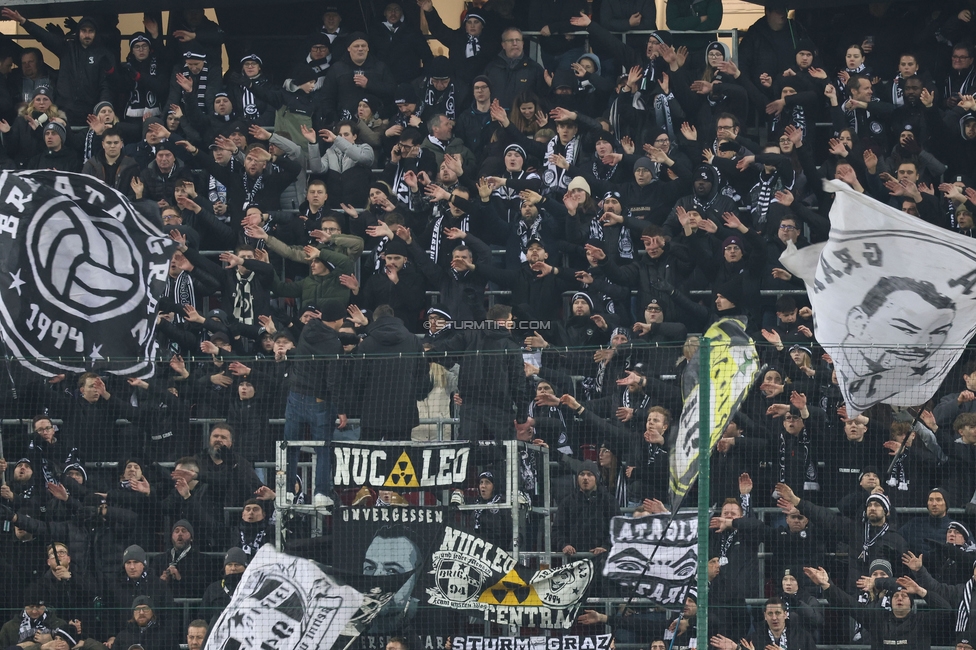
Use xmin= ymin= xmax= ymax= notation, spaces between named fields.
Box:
xmin=352 ymin=317 xmax=430 ymax=437
xmin=552 ymin=486 xmax=620 ymax=551
xmin=21 ymin=21 xmax=113 ymax=125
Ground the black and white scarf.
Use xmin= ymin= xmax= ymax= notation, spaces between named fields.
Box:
xmin=891 ymin=75 xmax=905 ymax=106
xmin=768 ymin=628 xmax=788 ymax=650
xmin=836 ymin=62 xmax=866 ymax=96
xmin=493 ymin=169 xmax=539 ymax=223
xmin=465 ymin=35 xmax=480 ymax=58
xmin=164 ymin=271 xmax=196 ymax=323
xmin=240 ymin=521 xmax=268 ymax=556
xmin=234 ymin=273 xmax=255 ymax=325
xmin=516 ymin=216 xmax=543 ymax=261
xmin=592 ymin=159 xmax=617 ymax=182
xmin=654 ymin=93 xmax=676 ymax=140
xmin=242 ymin=170 xmax=264 ymax=206
xmin=19 ymin=610 xmax=51 ymax=643
xmin=240 ymin=77 xmax=260 ymax=119
xmin=612 ymin=469 xmax=628 ymax=507
xmin=886 ymin=449 xmax=910 ymax=492
xmin=425 ymin=80 xmax=457 ymax=120
xmin=169 ymin=544 xmax=193 ymax=566
xmin=957 ymin=578 xmax=975 ymax=631
xmin=718 ymin=528 xmax=738 ymax=564
xmin=778 ymin=428 xmax=819 ymax=490
xmin=543 ymin=135 xmax=579 ymax=194
xmin=473 ymin=493 xmax=502 ymax=531
xmin=428 ymin=212 xmax=470 ymax=263
xmin=860 ymin=520 xmax=890 ymax=561
xmin=242 ymin=220 xmax=269 ymax=250
xmin=185 ymin=61 xmax=211 ymax=113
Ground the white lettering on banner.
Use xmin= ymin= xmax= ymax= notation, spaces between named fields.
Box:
xmin=453 ymin=637 xmax=610 ymax=650
xmin=333 ymin=444 xmax=469 ymax=488
xmin=340 ymin=507 xmax=444 ymax=524
xmin=205 ymin=546 xmax=362 ymax=650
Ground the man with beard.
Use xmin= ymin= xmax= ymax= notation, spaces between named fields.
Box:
xmin=664 ymin=164 xmax=740 ymax=238
xmin=465 ymin=235 xmax=575 ymax=323
xmin=112 ymin=596 xmax=179 ymax=650
xmin=780 ymin=484 xmax=908 ymax=591
xmin=5 ymin=10 xmax=113 ymax=126
xmin=361 ymin=238 xmax=428 ymax=333
xmin=148 ymin=521 xmax=216 ymax=599
xmin=194 ymin=423 xmax=264 ymax=509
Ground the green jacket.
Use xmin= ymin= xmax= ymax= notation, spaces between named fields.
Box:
xmin=269 ymin=248 xmax=354 ymax=310
xmin=666 ymin=0 xmax=724 ymax=50
xmin=420 ymin=135 xmax=476 ymax=171
xmin=265 ymin=233 xmax=365 ymax=263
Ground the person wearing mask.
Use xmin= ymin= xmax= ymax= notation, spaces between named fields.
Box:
xmin=201 ymin=548 xmax=248 ymax=623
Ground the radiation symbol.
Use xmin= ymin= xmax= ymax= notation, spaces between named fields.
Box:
xmin=478 ymin=569 xmax=543 ymax=606
xmin=383 ymin=451 xmax=420 ymax=488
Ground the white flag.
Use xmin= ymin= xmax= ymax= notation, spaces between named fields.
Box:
xmin=206 ymin=546 xmax=364 ymax=650
xmin=780 ymin=180 xmax=976 ymax=416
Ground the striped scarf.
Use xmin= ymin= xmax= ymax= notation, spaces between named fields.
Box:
xmin=184 ymin=61 xmax=211 ymax=112
xmin=957 ymin=579 xmax=974 ymax=631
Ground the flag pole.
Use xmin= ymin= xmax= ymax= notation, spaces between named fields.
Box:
xmin=611 ymin=338 xmax=711 ymax=641
xmin=695 ymin=336 xmax=711 ymax=650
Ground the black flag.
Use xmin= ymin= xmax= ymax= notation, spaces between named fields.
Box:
xmin=0 ymin=171 xmax=175 ymax=378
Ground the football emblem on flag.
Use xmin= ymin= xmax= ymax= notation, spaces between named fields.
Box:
xmin=0 ymin=171 xmax=175 ymax=378
xmin=28 ymin=196 xmax=143 ymax=320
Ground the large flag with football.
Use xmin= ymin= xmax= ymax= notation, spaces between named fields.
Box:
xmin=780 ymin=180 xmax=976 ymax=417
xmin=669 ymin=318 xmax=760 ymax=510
xmin=0 ymin=171 xmax=174 ymax=378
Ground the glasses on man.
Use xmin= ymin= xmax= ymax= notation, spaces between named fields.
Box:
xmin=716 ymin=124 xmax=735 ymax=131
xmin=321 ymin=227 xmax=342 ymax=234
xmin=35 ymin=424 xmax=55 ymax=433
xmin=48 ymin=550 xmax=69 ymax=558
xmin=779 ymin=224 xmax=797 ymax=231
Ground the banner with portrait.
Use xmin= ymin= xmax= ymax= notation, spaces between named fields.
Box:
xmin=780 ymin=180 xmax=976 ymax=416
xmin=332 ymin=507 xmax=448 ymax=649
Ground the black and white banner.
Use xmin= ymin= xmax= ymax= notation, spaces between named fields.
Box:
xmin=333 ymin=507 xmax=447 ymax=643
xmin=0 ymin=171 xmax=174 ymax=378
xmin=206 ymin=546 xmax=364 ymax=650
xmin=452 ymin=636 xmax=611 ymax=650
xmin=603 ymin=513 xmax=698 ymax=607
xmin=333 ymin=441 xmax=470 ymax=490
xmin=780 ymin=180 xmax=976 ymax=416
xmin=427 ymin=526 xmax=593 ymax=628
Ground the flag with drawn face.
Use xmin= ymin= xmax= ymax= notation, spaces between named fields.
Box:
xmin=0 ymin=171 xmax=174 ymax=378
xmin=780 ymin=180 xmax=976 ymax=416
xmin=603 ymin=513 xmax=698 ymax=607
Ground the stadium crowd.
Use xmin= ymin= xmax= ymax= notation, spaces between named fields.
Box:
xmin=5 ymin=0 xmax=976 ymax=649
